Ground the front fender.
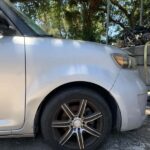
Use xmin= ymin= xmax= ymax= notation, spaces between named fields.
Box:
xmin=13 ymin=64 xmax=119 ymax=135
xmin=26 ymin=64 xmax=119 ymax=103
xmin=13 ymin=37 xmax=121 ymax=134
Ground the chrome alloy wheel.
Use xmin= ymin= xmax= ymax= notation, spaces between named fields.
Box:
xmin=52 ymin=99 xmax=103 ymax=150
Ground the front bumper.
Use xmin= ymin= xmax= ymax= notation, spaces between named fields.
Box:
xmin=110 ymin=69 xmax=147 ymax=131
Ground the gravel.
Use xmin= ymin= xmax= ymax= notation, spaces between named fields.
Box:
xmin=0 ymin=111 xmax=150 ymax=150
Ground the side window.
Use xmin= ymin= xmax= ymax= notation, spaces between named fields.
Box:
xmin=0 ymin=10 xmax=19 ymax=36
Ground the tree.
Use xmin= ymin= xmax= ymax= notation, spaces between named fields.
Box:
xmin=10 ymin=0 xmax=150 ymax=44
xmin=11 ymin=0 xmax=107 ymax=42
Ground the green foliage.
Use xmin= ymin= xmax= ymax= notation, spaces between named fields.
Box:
xmin=11 ymin=0 xmax=150 ymax=44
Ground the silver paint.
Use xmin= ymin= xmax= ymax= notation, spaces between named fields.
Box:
xmin=0 ymin=36 xmax=147 ymax=137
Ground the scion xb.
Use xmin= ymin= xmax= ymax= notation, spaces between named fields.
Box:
xmin=0 ymin=0 xmax=147 ymax=149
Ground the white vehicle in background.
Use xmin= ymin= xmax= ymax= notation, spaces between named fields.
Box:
xmin=0 ymin=0 xmax=147 ymax=150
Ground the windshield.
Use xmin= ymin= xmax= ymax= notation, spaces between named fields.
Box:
xmin=5 ymin=0 xmax=49 ymax=36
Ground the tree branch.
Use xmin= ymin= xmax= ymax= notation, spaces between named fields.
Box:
xmin=110 ymin=0 xmax=129 ymax=17
xmin=110 ymin=17 xmax=125 ymax=29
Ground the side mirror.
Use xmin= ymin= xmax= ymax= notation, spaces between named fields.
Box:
xmin=0 ymin=18 xmax=16 ymax=36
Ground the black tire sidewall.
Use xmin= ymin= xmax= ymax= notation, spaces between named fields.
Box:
xmin=41 ymin=88 xmax=112 ymax=150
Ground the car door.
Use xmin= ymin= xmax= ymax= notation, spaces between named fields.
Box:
xmin=0 ymin=10 xmax=25 ymax=133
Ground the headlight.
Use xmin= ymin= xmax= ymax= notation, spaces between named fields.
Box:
xmin=112 ymin=53 xmax=137 ymax=69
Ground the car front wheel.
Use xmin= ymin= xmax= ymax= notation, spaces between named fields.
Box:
xmin=41 ymin=87 xmax=112 ymax=150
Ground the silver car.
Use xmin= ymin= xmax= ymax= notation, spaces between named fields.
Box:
xmin=0 ymin=0 xmax=147 ymax=150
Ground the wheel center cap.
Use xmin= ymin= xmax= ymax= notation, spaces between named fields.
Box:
xmin=72 ymin=118 xmax=82 ymax=128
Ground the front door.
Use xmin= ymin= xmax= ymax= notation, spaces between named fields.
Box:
xmin=0 ymin=10 xmax=25 ymax=132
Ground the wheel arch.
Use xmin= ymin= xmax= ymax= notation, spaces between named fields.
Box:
xmin=34 ymin=81 xmax=122 ymax=135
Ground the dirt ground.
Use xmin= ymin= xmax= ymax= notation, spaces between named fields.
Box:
xmin=0 ymin=109 xmax=150 ymax=150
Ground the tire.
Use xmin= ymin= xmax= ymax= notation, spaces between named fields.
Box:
xmin=41 ymin=87 xmax=112 ymax=150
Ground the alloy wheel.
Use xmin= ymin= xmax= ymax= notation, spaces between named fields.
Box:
xmin=51 ymin=99 xmax=103 ymax=150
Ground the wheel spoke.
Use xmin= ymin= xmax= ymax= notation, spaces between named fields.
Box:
xmin=59 ymin=128 xmax=73 ymax=145
xmin=78 ymin=99 xmax=87 ymax=118
xmin=76 ymin=128 xmax=84 ymax=150
xmin=52 ymin=120 xmax=71 ymax=128
xmin=84 ymin=112 xmax=102 ymax=123
xmin=83 ymin=125 xmax=101 ymax=138
xmin=61 ymin=104 xmax=74 ymax=119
